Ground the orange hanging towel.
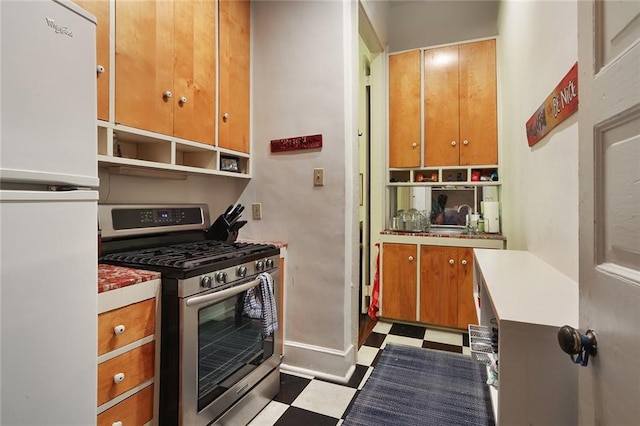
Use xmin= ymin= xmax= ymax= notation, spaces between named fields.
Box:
xmin=368 ymin=243 xmax=381 ymax=320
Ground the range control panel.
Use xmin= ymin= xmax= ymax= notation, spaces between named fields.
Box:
xmin=112 ymin=207 xmax=204 ymax=229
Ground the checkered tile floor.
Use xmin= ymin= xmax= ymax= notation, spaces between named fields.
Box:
xmin=248 ymin=321 xmax=470 ymax=425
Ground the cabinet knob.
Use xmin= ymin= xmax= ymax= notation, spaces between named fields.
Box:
xmin=451 ymin=140 xmax=457 ymax=147
xmin=113 ymin=372 xmax=125 ymax=384
xmin=96 ymin=65 xmax=105 ymax=74
xmin=411 ymin=142 xmax=417 ymax=148
xmin=179 ymin=96 xmax=188 ymax=105
xmin=461 ymin=259 xmax=468 ymax=265
xmin=408 ymin=255 xmax=414 ymax=261
xmin=163 ymin=91 xmax=173 ymax=100
xmin=449 ymin=259 xmax=455 ymax=265
xmin=222 ymin=113 xmax=230 ymax=122
xmin=113 ymin=324 xmax=126 ymax=336
xmin=463 ymin=140 xmax=469 ymax=146
xmin=112 ymin=422 xmax=123 ymax=426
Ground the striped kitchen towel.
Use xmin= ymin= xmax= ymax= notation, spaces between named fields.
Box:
xmin=243 ymin=272 xmax=278 ymax=337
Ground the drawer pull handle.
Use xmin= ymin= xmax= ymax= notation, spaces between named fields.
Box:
xmin=113 ymin=373 xmax=125 ymax=384
xmin=113 ymin=324 xmax=126 ymax=335
xmin=112 ymin=422 xmax=123 ymax=426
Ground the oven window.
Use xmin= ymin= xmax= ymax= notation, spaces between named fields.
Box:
xmin=197 ymin=292 xmax=274 ymax=411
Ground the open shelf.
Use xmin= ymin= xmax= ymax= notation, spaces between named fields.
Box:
xmin=97 ymin=122 xmax=250 ymax=178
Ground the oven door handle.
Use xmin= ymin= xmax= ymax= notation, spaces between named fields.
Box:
xmin=185 ymin=278 xmax=261 ymax=307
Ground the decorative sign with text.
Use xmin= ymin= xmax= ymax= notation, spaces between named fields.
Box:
xmin=270 ymin=134 xmax=323 ymax=153
xmin=525 ymin=62 xmax=578 ymax=147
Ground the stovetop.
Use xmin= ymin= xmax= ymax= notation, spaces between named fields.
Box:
xmin=100 ymin=240 xmax=279 ymax=278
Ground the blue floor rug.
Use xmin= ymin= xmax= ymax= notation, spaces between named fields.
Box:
xmin=344 ymin=344 xmax=495 ymax=426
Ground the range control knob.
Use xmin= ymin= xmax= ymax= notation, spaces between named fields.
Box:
xmin=237 ymin=266 xmax=248 ymax=277
xmin=201 ymin=276 xmax=213 ymax=288
xmin=255 ymin=260 xmax=265 ymax=272
xmin=216 ymin=272 xmax=228 ymax=284
xmin=265 ymin=258 xmax=275 ymax=269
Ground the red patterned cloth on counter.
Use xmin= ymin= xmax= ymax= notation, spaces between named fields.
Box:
xmin=98 ymin=264 xmax=160 ymax=293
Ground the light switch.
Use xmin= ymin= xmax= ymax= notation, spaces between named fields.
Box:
xmin=314 ymin=168 xmax=324 ymax=186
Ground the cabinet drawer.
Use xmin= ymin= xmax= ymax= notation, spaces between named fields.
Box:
xmin=97 ymin=342 xmax=155 ymax=406
xmin=97 ymin=384 xmax=154 ymax=426
xmin=98 ymin=298 xmax=155 ymax=356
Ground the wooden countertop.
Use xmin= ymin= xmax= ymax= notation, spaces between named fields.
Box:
xmin=98 ymin=264 xmax=160 ymax=294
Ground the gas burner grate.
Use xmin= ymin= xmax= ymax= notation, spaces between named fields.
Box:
xmin=101 ymin=240 xmax=276 ymax=270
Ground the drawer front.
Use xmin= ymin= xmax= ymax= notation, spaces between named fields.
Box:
xmin=98 ymin=298 xmax=155 ymax=356
xmin=98 ymin=342 xmax=155 ymax=406
xmin=97 ymin=384 xmax=154 ymax=426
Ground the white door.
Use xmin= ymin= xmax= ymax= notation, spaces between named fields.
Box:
xmin=577 ymin=1 xmax=640 ymax=424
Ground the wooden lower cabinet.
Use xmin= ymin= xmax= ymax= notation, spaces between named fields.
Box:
xmin=420 ymin=245 xmax=476 ymax=329
xmin=381 ymin=243 xmax=477 ymax=329
xmin=97 ymin=384 xmax=154 ymax=426
xmin=381 ymin=243 xmax=417 ymax=322
xmin=97 ymin=281 xmax=159 ymax=425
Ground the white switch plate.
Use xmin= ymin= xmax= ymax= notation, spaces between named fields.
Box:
xmin=252 ymin=203 xmax=262 ymax=220
xmin=314 ymin=168 xmax=324 ymax=186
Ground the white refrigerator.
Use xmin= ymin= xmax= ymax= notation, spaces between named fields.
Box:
xmin=0 ymin=1 xmax=98 ymax=424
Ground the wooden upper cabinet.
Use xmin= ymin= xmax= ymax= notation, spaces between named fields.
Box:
xmin=424 ymin=45 xmax=459 ymax=167
xmin=381 ymin=243 xmax=417 ymax=321
xmin=73 ymin=0 xmax=110 ymax=121
xmin=218 ymin=0 xmax=250 ymax=153
xmin=115 ymin=0 xmax=216 ymax=145
xmin=173 ymin=0 xmax=216 ymax=145
xmin=115 ymin=0 xmax=174 ymax=136
xmin=389 ymin=50 xmax=421 ymax=168
xmin=424 ymin=39 xmax=497 ymax=167
xmin=458 ymin=39 xmax=497 ymax=166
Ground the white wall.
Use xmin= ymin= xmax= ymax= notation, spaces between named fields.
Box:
xmin=98 ymin=168 xmax=246 ymax=209
xmin=237 ymin=0 xmax=359 ymax=381
xmin=497 ymin=0 xmax=579 ymax=280
xmin=388 ymin=0 xmax=499 ymax=52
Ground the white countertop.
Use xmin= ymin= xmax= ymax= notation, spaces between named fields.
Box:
xmin=473 ymin=249 xmax=578 ymax=328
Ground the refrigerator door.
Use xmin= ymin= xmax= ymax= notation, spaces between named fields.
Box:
xmin=0 ymin=189 xmax=98 ymax=425
xmin=0 ymin=0 xmax=98 ymax=187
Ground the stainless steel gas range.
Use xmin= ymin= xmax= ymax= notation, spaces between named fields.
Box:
xmin=99 ymin=204 xmax=281 ymax=426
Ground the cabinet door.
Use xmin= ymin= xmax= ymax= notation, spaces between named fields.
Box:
xmin=424 ymin=45 xmax=459 ymax=167
xmin=73 ymin=0 xmax=110 ymax=121
xmin=218 ymin=0 xmax=250 ymax=153
xmin=420 ymin=245 xmax=458 ymax=327
xmin=389 ymin=50 xmax=421 ymax=168
xmin=115 ymin=0 xmax=174 ymax=135
xmin=173 ymin=0 xmax=216 ymax=145
xmin=381 ymin=243 xmax=417 ymax=321
xmin=459 ymin=39 xmax=497 ymax=166
xmin=456 ymin=247 xmax=477 ymax=328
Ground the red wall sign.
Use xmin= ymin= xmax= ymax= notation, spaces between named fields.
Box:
xmin=270 ymin=134 xmax=322 ymax=153
xmin=525 ymin=62 xmax=579 ymax=147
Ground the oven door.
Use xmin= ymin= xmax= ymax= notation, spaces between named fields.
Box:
xmin=180 ymin=270 xmax=281 ymax=425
